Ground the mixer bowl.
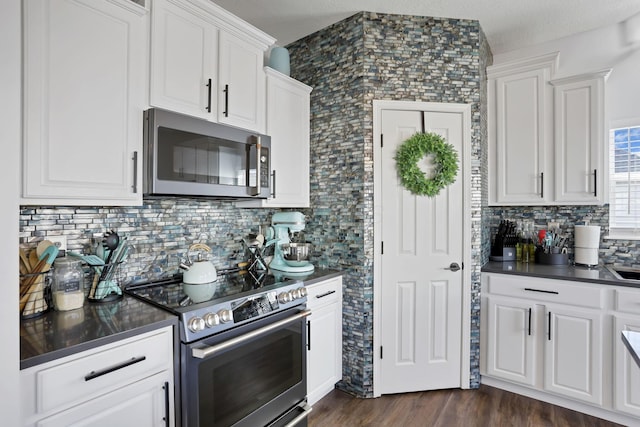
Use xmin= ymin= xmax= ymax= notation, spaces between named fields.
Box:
xmin=283 ymin=243 xmax=311 ymax=262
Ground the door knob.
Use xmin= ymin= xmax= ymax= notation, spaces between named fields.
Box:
xmin=444 ymin=262 xmax=461 ymax=272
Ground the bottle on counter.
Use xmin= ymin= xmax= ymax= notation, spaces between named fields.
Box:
xmin=51 ymin=257 xmax=85 ymax=311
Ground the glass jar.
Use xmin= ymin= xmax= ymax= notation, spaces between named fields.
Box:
xmin=52 ymin=258 xmax=85 ymax=311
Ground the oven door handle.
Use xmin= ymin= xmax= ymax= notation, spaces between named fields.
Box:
xmin=284 ymin=402 xmax=313 ymax=427
xmin=192 ymin=309 xmax=312 ymax=359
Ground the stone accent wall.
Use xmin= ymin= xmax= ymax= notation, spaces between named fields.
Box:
xmin=288 ymin=12 xmax=490 ymax=396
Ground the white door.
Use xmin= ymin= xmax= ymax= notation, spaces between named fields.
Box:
xmin=379 ymin=108 xmax=464 ymax=393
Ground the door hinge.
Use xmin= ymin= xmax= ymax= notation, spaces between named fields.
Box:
xmin=381 ymin=241 xmax=384 ymax=255
xmin=380 ymin=346 xmax=383 ymax=359
xmin=380 ymin=134 xmax=383 ymax=148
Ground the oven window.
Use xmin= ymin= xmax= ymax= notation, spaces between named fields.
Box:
xmin=198 ymin=324 xmax=303 ymax=427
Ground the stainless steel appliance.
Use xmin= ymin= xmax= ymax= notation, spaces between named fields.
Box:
xmin=143 ymin=108 xmax=271 ymax=199
xmin=125 ymin=270 xmax=311 ymax=427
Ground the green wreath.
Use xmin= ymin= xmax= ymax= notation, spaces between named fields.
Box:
xmin=394 ymin=132 xmax=459 ymax=197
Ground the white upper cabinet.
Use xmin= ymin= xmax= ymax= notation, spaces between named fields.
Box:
xmin=149 ymin=0 xmax=274 ymax=133
xmin=488 ymin=52 xmax=610 ymax=206
xmin=149 ymin=0 xmax=218 ymax=120
xmin=551 ymin=71 xmax=610 ymax=204
xmin=217 ymin=31 xmax=266 ymax=133
xmin=22 ymin=0 xmax=148 ymax=206
xmin=237 ymin=68 xmax=312 ymax=208
xmin=488 ymin=53 xmax=556 ymax=205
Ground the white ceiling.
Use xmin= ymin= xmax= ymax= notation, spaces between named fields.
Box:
xmin=213 ymin=0 xmax=640 ymax=54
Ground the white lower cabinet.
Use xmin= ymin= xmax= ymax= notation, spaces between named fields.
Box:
xmin=613 ymin=287 xmax=640 ymax=418
xmin=21 ymin=327 xmax=175 ymax=427
xmin=544 ymin=303 xmax=602 ymax=405
xmin=306 ymin=276 xmax=342 ymax=405
xmin=481 ymin=272 xmax=640 ymax=425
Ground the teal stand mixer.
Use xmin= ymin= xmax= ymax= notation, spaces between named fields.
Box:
xmin=267 ymin=211 xmax=314 ymax=274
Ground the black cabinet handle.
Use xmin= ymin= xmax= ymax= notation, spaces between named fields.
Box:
xmin=307 ymin=320 xmax=311 ymax=351
xmin=528 ymin=307 xmax=532 ymax=336
xmin=540 ymin=172 xmax=544 ymax=198
xmin=271 ymin=170 xmax=276 ymax=198
xmin=84 ymin=356 xmax=146 ymax=381
xmin=163 ymin=381 xmax=170 ymax=427
xmin=223 ymin=84 xmax=229 ymax=117
xmin=316 ymin=290 xmax=336 ymax=299
xmin=132 ymin=151 xmax=138 ymax=193
xmin=593 ymin=169 xmax=597 ymax=197
xmin=524 ymin=287 xmax=559 ymax=295
xmin=206 ymin=78 xmax=212 ymax=113
xmin=548 ymin=311 xmax=552 ymax=341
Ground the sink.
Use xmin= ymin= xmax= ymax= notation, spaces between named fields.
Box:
xmin=606 ymin=265 xmax=640 ymax=282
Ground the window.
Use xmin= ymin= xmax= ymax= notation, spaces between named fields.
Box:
xmin=609 ymin=124 xmax=640 ymax=237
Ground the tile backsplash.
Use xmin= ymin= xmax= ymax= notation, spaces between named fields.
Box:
xmin=484 ymin=205 xmax=640 ymax=267
xmin=20 ymin=199 xmax=279 ymax=284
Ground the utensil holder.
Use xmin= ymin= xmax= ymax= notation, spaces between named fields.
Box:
xmin=87 ymin=261 xmax=124 ymax=303
xmin=20 ymin=271 xmax=52 ymax=319
xmin=535 ymin=252 xmax=569 ymax=266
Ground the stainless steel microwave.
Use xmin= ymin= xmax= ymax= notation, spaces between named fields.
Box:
xmin=143 ymin=108 xmax=271 ymax=199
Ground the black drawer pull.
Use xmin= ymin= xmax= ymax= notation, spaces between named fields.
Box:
xmin=524 ymin=288 xmax=559 ymax=295
xmin=307 ymin=320 xmax=311 ymax=351
xmin=316 ymin=290 xmax=336 ymax=299
xmin=84 ymin=356 xmax=146 ymax=381
xmin=528 ymin=307 xmax=532 ymax=336
xmin=548 ymin=311 xmax=552 ymax=341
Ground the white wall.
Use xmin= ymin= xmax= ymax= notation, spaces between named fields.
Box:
xmin=0 ymin=0 xmax=21 ymax=424
xmin=493 ymin=17 xmax=640 ymax=124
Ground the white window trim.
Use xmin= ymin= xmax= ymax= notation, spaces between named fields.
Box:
xmin=607 ymin=118 xmax=640 ymax=240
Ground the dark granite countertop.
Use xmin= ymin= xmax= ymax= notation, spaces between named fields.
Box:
xmin=298 ymin=268 xmax=343 ymax=286
xmin=20 ymin=269 xmax=342 ymax=370
xmin=481 ymin=261 xmax=640 ymax=288
xmin=20 ymin=295 xmax=178 ymax=370
xmin=622 ymin=331 xmax=640 ymax=369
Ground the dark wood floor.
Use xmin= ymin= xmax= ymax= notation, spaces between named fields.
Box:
xmin=308 ymin=386 xmax=624 ymax=427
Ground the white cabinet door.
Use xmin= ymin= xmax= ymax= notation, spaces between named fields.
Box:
xmin=306 ymin=277 xmax=342 ymax=405
xmin=36 ymin=373 xmax=172 ymax=427
xmin=307 ymin=303 xmax=341 ymax=405
xmin=614 ymin=315 xmax=640 ymax=418
xmin=149 ymin=0 xmax=218 ymax=119
xmin=217 ymin=30 xmax=266 ymax=133
xmin=492 ymin=68 xmax=550 ymax=204
xmin=22 ymin=0 xmax=147 ymax=205
xmin=484 ymin=296 xmax=536 ymax=386
xmin=544 ymin=304 xmax=603 ymax=405
xmin=236 ymin=68 xmax=312 ymax=208
xmin=551 ymin=72 xmax=609 ymax=204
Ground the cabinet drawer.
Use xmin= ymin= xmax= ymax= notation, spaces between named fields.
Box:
xmin=307 ymin=277 xmax=341 ymax=309
xmin=616 ymin=289 xmax=640 ymax=315
xmin=36 ymin=328 xmax=172 ymax=414
xmin=484 ymin=273 xmax=603 ymax=308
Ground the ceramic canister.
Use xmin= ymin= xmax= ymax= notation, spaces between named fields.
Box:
xmin=269 ymin=46 xmax=290 ymax=76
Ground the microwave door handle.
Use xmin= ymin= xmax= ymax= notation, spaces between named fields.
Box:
xmin=250 ymin=136 xmax=261 ymax=196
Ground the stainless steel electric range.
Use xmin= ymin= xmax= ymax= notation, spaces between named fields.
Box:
xmin=125 ymin=269 xmax=311 ymax=427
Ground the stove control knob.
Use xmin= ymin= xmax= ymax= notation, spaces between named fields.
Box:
xmin=218 ymin=309 xmax=233 ymax=323
xmin=299 ymin=287 xmax=308 ymax=297
xmin=278 ymin=291 xmax=292 ymax=304
xmin=204 ymin=312 xmax=220 ymax=328
xmin=292 ymin=288 xmax=306 ymax=300
xmin=188 ymin=316 xmax=205 ymax=332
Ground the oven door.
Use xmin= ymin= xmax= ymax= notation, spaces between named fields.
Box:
xmin=182 ymin=308 xmax=311 ymax=427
